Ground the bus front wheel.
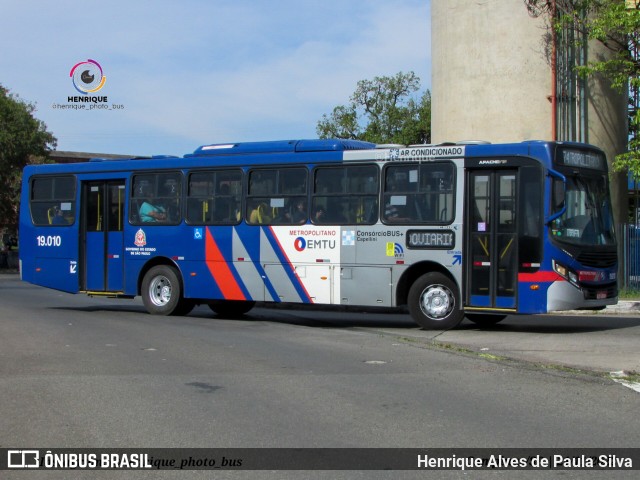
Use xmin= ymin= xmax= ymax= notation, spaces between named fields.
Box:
xmin=141 ymin=265 xmax=186 ymax=316
xmin=408 ymin=272 xmax=464 ymax=330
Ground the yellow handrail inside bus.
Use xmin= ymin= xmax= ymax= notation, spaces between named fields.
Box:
xmin=96 ymin=193 xmax=102 ymax=231
xmin=477 ymin=235 xmax=489 ymax=257
xmin=202 ymin=200 xmax=208 ymax=222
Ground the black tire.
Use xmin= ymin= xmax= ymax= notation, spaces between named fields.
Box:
xmin=466 ymin=314 xmax=506 ymax=326
xmin=141 ymin=265 xmax=184 ymax=315
xmin=173 ymin=299 xmax=196 ymax=316
xmin=408 ymin=272 xmax=464 ymax=330
xmin=208 ymin=300 xmax=256 ymax=317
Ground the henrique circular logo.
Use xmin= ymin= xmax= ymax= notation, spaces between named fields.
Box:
xmin=70 ymin=59 xmax=106 ymax=94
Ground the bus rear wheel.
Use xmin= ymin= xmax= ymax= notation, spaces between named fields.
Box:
xmin=141 ymin=265 xmax=187 ymax=316
xmin=408 ymin=272 xmax=463 ymax=330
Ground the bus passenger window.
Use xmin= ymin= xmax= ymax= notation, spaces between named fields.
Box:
xmin=383 ymin=163 xmax=455 ymax=224
xmin=312 ymin=165 xmax=378 ymax=225
xmin=246 ymin=168 xmax=307 ymax=225
xmin=130 ymin=172 xmax=182 ymax=225
xmin=186 ymin=170 xmax=242 ymax=225
xmin=30 ymin=176 xmax=76 ymax=226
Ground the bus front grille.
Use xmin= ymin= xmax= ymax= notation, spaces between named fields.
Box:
xmin=576 ymin=251 xmax=617 ymax=269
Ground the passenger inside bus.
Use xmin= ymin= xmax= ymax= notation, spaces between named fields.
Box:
xmin=290 ymin=199 xmax=307 ymax=223
xmin=139 ymin=197 xmax=167 ymax=222
xmin=51 ymin=206 xmax=67 ymax=225
xmin=313 ymin=207 xmax=326 ymax=223
xmin=249 ymin=201 xmax=271 ymax=224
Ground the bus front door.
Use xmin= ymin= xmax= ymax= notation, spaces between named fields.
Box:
xmin=466 ymin=170 xmax=518 ymax=311
xmin=80 ymin=180 xmax=126 ymax=292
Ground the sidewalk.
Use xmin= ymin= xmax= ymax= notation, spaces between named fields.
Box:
xmin=562 ymin=300 xmax=640 ymax=315
xmin=424 ymin=303 xmax=640 ymax=381
xmin=608 ymin=300 xmax=640 ymax=313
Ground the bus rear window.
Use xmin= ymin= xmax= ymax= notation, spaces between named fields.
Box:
xmin=30 ymin=176 xmax=76 ymax=226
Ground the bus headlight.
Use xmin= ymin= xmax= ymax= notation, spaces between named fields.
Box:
xmin=553 ymin=261 xmax=567 ymax=278
xmin=553 ymin=260 xmax=579 ymax=287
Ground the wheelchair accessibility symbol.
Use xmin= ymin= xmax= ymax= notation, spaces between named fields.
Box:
xmin=194 ymin=228 xmax=203 ymax=240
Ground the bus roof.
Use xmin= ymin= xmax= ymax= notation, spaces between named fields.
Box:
xmin=188 ymin=139 xmax=376 ymax=156
xmin=22 ymin=139 xmax=603 ymax=176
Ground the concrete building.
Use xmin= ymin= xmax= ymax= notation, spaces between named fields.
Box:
xmin=431 ymin=0 xmax=628 ymax=222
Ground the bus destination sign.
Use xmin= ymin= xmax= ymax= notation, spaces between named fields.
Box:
xmin=407 ymin=230 xmax=455 ymax=249
xmin=558 ymin=148 xmax=606 ymax=171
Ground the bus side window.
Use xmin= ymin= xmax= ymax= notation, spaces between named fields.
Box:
xmin=30 ymin=176 xmax=76 ymax=226
xmin=312 ymin=165 xmax=378 ymax=225
xmin=186 ymin=169 xmax=242 ymax=225
xmin=130 ymin=172 xmax=182 ymax=225
xmin=246 ymin=167 xmax=307 ymax=225
xmin=382 ymin=163 xmax=455 ymax=225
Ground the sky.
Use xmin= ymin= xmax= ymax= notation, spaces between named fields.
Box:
xmin=0 ymin=0 xmax=431 ymax=157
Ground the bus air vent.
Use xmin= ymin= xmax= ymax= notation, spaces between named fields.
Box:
xmin=576 ymin=251 xmax=617 ymax=269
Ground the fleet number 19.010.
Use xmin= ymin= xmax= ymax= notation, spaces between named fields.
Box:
xmin=36 ymin=235 xmax=62 ymax=247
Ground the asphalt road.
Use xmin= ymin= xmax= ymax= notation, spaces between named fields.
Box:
xmin=1 ymin=274 xmax=639 ymax=479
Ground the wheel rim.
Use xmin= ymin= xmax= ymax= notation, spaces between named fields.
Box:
xmin=419 ymin=284 xmax=454 ymax=320
xmin=148 ymin=275 xmax=172 ymax=307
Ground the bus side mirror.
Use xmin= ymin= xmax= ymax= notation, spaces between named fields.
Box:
xmin=546 ymin=170 xmax=566 ymax=225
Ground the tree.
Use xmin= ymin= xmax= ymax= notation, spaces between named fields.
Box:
xmin=0 ymin=84 xmax=57 ymax=230
xmin=524 ymin=1 xmax=640 ymax=177
xmin=316 ymin=72 xmax=431 ymax=145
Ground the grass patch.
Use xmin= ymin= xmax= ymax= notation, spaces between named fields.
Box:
xmin=478 ymin=352 xmax=508 ymax=361
xmin=609 ymin=371 xmax=640 ymax=383
xmin=618 ymin=288 xmax=640 ymax=300
xmin=397 ymin=336 xmax=509 ymax=361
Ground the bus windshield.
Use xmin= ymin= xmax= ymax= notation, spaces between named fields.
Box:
xmin=553 ymin=173 xmax=616 ymax=246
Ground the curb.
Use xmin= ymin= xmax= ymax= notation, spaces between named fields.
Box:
xmin=558 ymin=301 xmax=640 ymax=315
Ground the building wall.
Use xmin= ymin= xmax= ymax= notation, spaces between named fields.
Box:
xmin=432 ymin=0 xmax=551 ymax=143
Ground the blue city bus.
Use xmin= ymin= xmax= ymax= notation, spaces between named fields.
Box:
xmin=19 ymin=139 xmax=618 ymax=329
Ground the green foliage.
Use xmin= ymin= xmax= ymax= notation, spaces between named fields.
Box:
xmin=571 ymin=1 xmax=640 ymax=177
xmin=563 ymin=1 xmax=639 ymax=89
xmin=0 ymin=84 xmax=57 ymax=230
xmin=613 ymin=110 xmax=640 ymax=177
xmin=316 ymin=72 xmax=431 ymax=145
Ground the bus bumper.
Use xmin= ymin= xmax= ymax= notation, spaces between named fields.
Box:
xmin=546 ymin=280 xmax=618 ymax=311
